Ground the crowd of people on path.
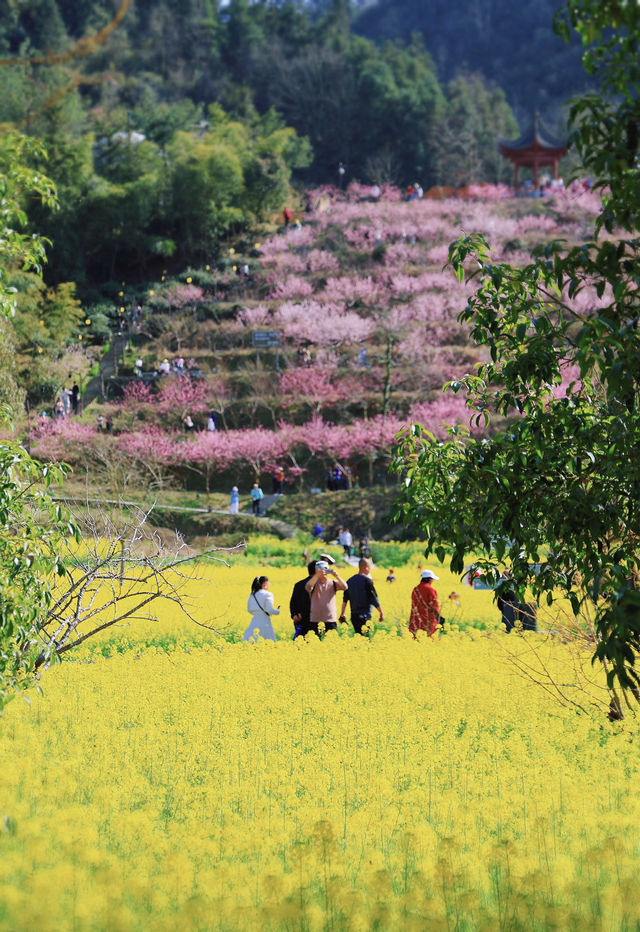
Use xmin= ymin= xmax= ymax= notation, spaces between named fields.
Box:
xmin=43 ymin=381 xmax=81 ymax=422
xmin=136 ymin=354 xmax=202 ymax=379
xmin=326 ymin=463 xmax=351 ymax=491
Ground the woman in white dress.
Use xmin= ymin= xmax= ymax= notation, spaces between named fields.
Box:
xmin=242 ymin=576 xmax=279 ymax=642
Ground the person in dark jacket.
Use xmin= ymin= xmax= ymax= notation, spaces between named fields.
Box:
xmin=339 ymin=559 xmax=384 ymax=636
xmin=290 ymin=561 xmax=317 ymax=639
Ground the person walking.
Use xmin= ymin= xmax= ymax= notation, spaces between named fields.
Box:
xmin=70 ymin=383 xmax=80 ymax=414
xmin=242 ymin=576 xmax=279 ymax=642
xmin=305 ymin=560 xmax=347 ymax=635
xmin=409 ymin=569 xmax=441 ymax=638
xmin=290 ymin=561 xmax=317 ymax=639
xmin=272 ymin=466 xmax=284 ymax=495
xmin=250 ymin=482 xmax=264 ymax=516
xmin=342 ymin=527 xmax=353 ymax=558
xmin=229 ymin=486 xmax=240 ymax=515
xmin=339 ymin=559 xmax=384 ymax=636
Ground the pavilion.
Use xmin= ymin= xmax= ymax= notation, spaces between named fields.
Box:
xmin=498 ymin=112 xmax=567 ymax=189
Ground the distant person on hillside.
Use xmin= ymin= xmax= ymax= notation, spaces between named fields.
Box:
xmin=135 ymin=357 xmax=143 ymax=377
xmin=183 ymin=413 xmax=195 ymax=431
xmin=342 ymin=527 xmax=353 ymax=558
xmin=386 ymin=568 xmax=396 ymax=583
xmin=54 ymin=398 xmax=64 ymax=420
xmin=305 ymin=561 xmax=347 ymax=635
xmin=242 ymin=576 xmax=279 ymax=643
xmin=272 ymin=467 xmax=284 ymax=495
xmin=371 ymin=183 xmax=381 ymax=201
xmin=358 ymin=537 xmax=370 ymax=560
xmin=283 ymin=207 xmax=292 ymax=227
xmin=70 ymin=383 xmax=80 ymax=414
xmin=312 ymin=523 xmax=324 ymax=540
xmin=251 ymin=482 xmax=264 ymax=516
xmin=159 ymin=358 xmax=171 ymax=375
xmin=207 ymin=411 xmax=217 ymax=432
xmin=409 ymin=569 xmax=441 ymax=638
xmin=290 ymin=561 xmax=317 ymax=639
xmin=229 ymin=486 xmax=240 ymax=514
xmin=339 ymin=558 xmax=384 ymax=636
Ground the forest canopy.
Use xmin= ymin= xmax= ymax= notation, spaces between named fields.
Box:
xmin=0 ymin=0 xmax=528 ymax=289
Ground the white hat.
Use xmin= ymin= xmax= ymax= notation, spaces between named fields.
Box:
xmin=231 ymin=486 xmax=238 ymax=491
xmin=421 ymin=570 xmax=439 ymax=581
xmin=319 ymin=552 xmax=336 ymax=565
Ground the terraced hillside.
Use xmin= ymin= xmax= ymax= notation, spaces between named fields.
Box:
xmin=32 ymin=183 xmax=600 ymax=507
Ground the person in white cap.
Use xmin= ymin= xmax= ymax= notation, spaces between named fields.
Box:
xmin=305 ymin=560 xmax=347 ymax=635
xmin=409 ymin=569 xmax=441 ymax=637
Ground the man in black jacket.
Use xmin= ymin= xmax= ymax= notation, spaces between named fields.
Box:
xmin=290 ymin=561 xmax=317 ymax=639
xmin=339 ymin=559 xmax=384 ymax=636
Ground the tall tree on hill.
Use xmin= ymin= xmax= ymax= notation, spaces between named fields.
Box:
xmin=393 ymin=0 xmax=640 ymax=717
xmin=432 ymin=73 xmax=518 ymax=186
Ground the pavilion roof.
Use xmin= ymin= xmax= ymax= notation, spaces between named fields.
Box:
xmin=499 ymin=112 xmax=566 ymax=154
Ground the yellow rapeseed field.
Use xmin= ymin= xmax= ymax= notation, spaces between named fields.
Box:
xmin=1 ymin=562 xmax=638 ymax=931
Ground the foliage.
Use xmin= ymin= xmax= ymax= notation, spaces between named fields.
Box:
xmin=0 ymin=132 xmax=57 ymax=317
xmin=355 ymin=0 xmax=587 ymax=119
xmin=392 ymin=0 xmax=640 ymax=711
xmin=0 ymin=406 xmax=75 ymax=710
xmin=0 ymin=0 xmax=527 ymax=293
xmin=432 ymin=72 xmax=519 ymax=186
xmin=0 ymin=317 xmax=24 ymax=411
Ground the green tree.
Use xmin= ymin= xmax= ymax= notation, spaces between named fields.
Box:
xmin=0 ymin=406 xmax=75 ymax=712
xmin=392 ymin=0 xmax=640 ymax=716
xmin=432 ymin=73 xmax=519 ymax=186
xmin=0 ymin=132 xmax=56 ymax=315
xmin=0 ymin=132 xmax=76 ymax=711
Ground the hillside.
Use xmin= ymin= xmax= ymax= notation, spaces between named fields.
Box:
xmin=30 ymin=182 xmax=602 ymax=542
xmin=354 ymin=0 xmax=590 ymax=120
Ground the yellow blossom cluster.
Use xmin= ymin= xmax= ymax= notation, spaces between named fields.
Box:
xmin=0 ymin=565 xmax=637 ymax=930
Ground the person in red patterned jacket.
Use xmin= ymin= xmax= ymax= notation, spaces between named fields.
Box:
xmin=409 ymin=570 xmax=441 ymax=637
